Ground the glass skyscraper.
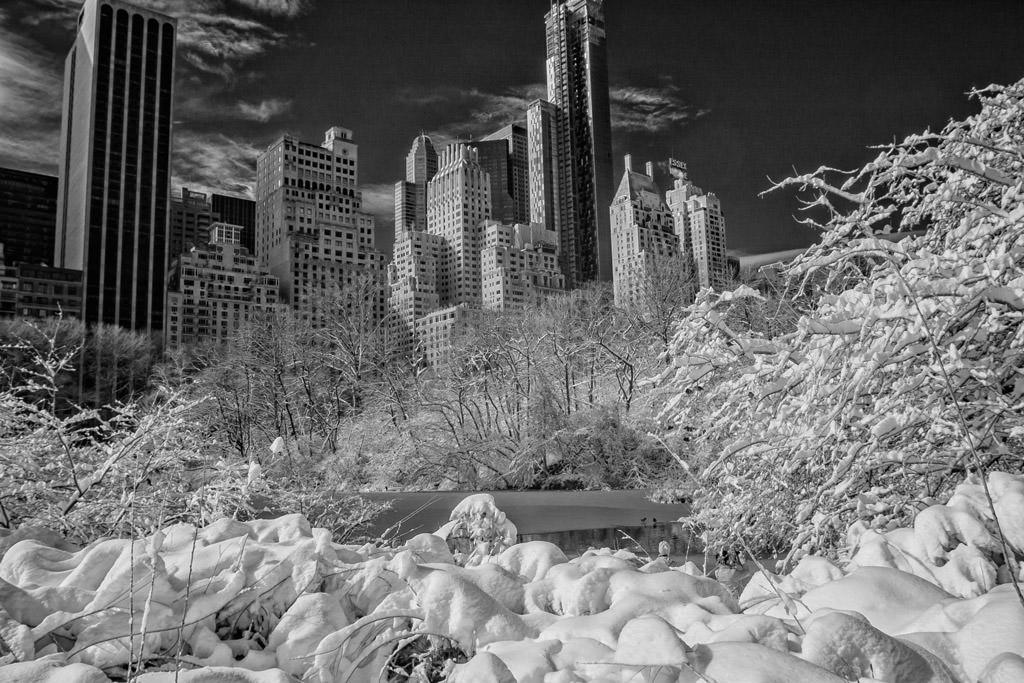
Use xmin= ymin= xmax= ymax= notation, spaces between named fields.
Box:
xmin=542 ymin=0 xmax=614 ymax=286
xmin=55 ymin=0 xmax=177 ymax=335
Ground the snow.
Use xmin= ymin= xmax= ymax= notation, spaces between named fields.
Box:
xmin=1 ymin=477 xmax=1024 ymax=682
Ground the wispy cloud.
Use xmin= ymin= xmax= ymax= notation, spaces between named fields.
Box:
xmin=229 ymin=0 xmax=309 ymax=18
xmin=398 ymin=84 xmax=545 ymax=146
xmin=405 ymin=81 xmax=706 ymax=147
xmin=610 ymin=83 xmax=709 ymax=134
xmin=0 ymin=9 xmax=64 ymax=174
xmin=177 ymin=13 xmax=287 ymax=80
xmin=236 ymin=98 xmax=292 ymax=123
xmin=172 ymin=131 xmax=262 ymax=198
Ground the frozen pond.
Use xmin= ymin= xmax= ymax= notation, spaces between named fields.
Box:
xmin=360 ymin=489 xmax=694 ymax=558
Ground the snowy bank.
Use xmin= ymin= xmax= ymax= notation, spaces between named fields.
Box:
xmin=0 ymin=482 xmax=1022 ymax=682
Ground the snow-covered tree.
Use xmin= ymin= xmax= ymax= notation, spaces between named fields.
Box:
xmin=656 ymin=78 xmax=1024 ymax=565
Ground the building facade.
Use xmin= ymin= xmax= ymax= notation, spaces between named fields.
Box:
xmin=170 ymin=187 xmax=215 ymax=261
xmin=666 ymin=159 xmax=728 ymax=290
xmin=527 ymin=100 xmax=562 ymax=234
xmin=0 ymin=168 xmax=58 ymax=267
xmin=394 ymin=133 xmax=438 ymax=234
xmin=387 ymin=228 xmax=447 ymax=359
xmin=476 ymin=124 xmax=529 ymax=226
xmin=413 ymin=304 xmax=480 ymax=368
xmin=426 ymin=143 xmax=491 ymax=307
xmin=55 ymin=0 xmax=176 ymax=335
xmin=165 ymin=223 xmax=281 ymax=348
xmin=211 ymin=192 xmax=256 ymax=254
xmin=0 ymin=245 xmax=83 ymax=320
xmin=481 ymin=222 xmax=565 ymax=310
xmin=255 ymin=126 xmax=387 ymax=325
xmin=535 ymin=0 xmax=615 ymax=287
xmin=610 ymin=156 xmax=681 ymax=309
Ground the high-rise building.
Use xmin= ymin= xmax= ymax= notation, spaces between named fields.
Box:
xmin=255 ymin=126 xmax=387 ymax=324
xmin=387 ymin=228 xmax=447 ymax=359
xmin=413 ymin=304 xmax=481 ymax=368
xmin=527 ymin=100 xmax=562 ymax=233
xmin=55 ymin=0 xmax=177 ymax=335
xmin=389 ymin=134 xmax=444 ymax=359
xmin=165 ymin=223 xmax=281 ymax=348
xmin=474 ymin=139 xmax=516 ymax=226
xmin=426 ymin=143 xmax=491 ymax=306
xmin=477 ymin=124 xmax=529 ymax=226
xmin=0 ymin=168 xmax=58 ymax=267
xmin=535 ymin=0 xmax=614 ymax=287
xmin=211 ymin=193 xmax=256 ymax=254
xmin=394 ymin=133 xmax=438 ymax=233
xmin=407 ymin=132 xmax=439 ymax=185
xmin=0 ymin=250 xmax=14 ymax=318
xmin=0 ymin=244 xmax=83 ymax=320
xmin=481 ymin=221 xmax=565 ymax=310
xmin=610 ymin=156 xmax=681 ymax=309
xmin=169 ymin=187 xmax=215 ymax=261
xmin=666 ymin=159 xmax=728 ymax=290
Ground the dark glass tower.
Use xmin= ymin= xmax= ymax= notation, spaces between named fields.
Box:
xmin=55 ymin=0 xmax=177 ymax=335
xmin=477 ymin=124 xmax=529 ymax=226
xmin=0 ymin=168 xmax=58 ymax=266
xmin=211 ymin=193 xmax=256 ymax=254
xmin=543 ymin=0 xmax=614 ymax=285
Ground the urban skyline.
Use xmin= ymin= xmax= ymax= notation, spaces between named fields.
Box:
xmin=4 ymin=1 xmax=1024 ymax=259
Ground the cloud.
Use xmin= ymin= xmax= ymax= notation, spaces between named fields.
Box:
xmin=176 ymin=13 xmax=287 ymax=80
xmin=405 ymin=81 xmax=705 ymax=147
xmin=172 ymin=131 xmax=263 ymax=198
xmin=14 ymin=0 xmax=78 ymax=30
xmin=0 ymin=12 xmax=64 ymax=174
xmin=610 ymin=84 xmax=709 ymax=134
xmin=229 ymin=0 xmax=309 ymax=17
xmin=359 ymin=183 xmax=395 ymax=224
xmin=358 ymin=182 xmax=397 ymax=252
xmin=398 ymin=84 xmax=545 ymax=146
xmin=236 ymin=98 xmax=292 ymax=123
xmin=15 ymin=1 xmax=295 ymax=81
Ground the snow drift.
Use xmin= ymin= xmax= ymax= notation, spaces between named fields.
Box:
xmin=0 ymin=478 xmax=1022 ymax=682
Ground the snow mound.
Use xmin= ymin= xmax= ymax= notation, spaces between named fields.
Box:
xmin=1 ymin=484 xmax=1023 ymax=682
xmin=436 ymin=493 xmax=518 ymax=566
xmin=848 ymin=471 xmax=1024 ymax=598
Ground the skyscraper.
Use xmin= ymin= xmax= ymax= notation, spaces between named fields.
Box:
xmin=477 ymin=124 xmax=529 ymax=226
xmin=211 ymin=192 xmax=256 ymax=254
xmin=255 ymin=126 xmax=386 ymax=323
xmin=165 ymin=223 xmax=282 ymax=348
xmin=387 ymin=228 xmax=446 ymax=359
xmin=169 ymin=187 xmax=215 ymax=260
xmin=55 ymin=0 xmax=177 ymax=335
xmin=536 ymin=0 xmax=614 ymax=287
xmin=481 ymin=221 xmax=564 ymax=310
xmin=666 ymin=159 xmax=728 ymax=290
xmin=394 ymin=133 xmax=438 ymax=233
xmin=426 ymin=143 xmax=491 ymax=306
xmin=610 ymin=156 xmax=681 ymax=309
xmin=389 ymin=134 xmax=443 ymax=359
xmin=527 ymin=100 xmax=562 ymax=233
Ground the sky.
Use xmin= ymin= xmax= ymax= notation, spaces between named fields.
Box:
xmin=2 ymin=0 xmax=1024 ymax=257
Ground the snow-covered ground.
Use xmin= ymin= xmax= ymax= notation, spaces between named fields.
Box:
xmin=1 ymin=477 xmax=1023 ymax=682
